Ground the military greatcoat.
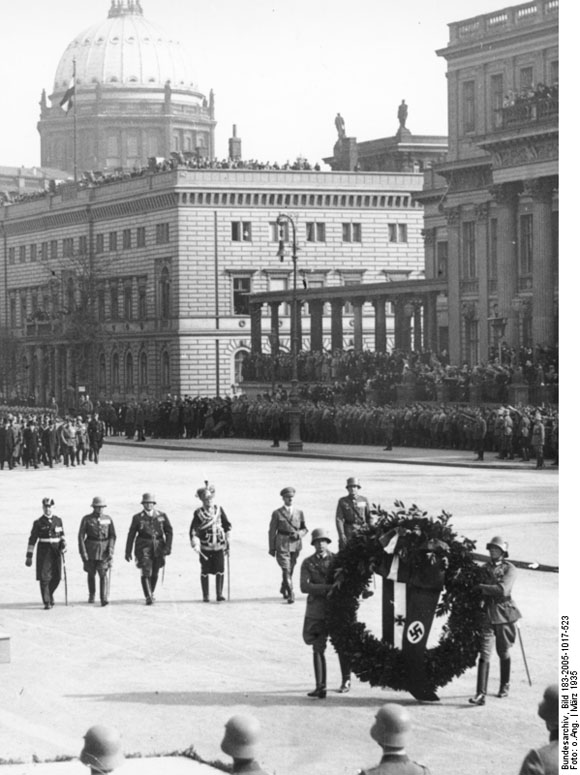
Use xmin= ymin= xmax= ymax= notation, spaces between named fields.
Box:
xmin=125 ymin=509 xmax=173 ymax=575
xmin=335 ymin=494 xmax=371 ymax=549
xmin=27 ymin=514 xmax=65 ymax=582
xmin=268 ymin=506 xmax=307 ymax=572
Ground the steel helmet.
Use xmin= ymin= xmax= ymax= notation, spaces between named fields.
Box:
xmin=346 ymin=477 xmax=361 ymax=489
xmin=221 ymin=714 xmax=261 ymax=759
xmin=311 ymin=528 xmax=332 ymax=545
xmin=91 ymin=496 xmax=107 ymax=508
xmin=141 ymin=493 xmax=156 ymax=504
xmin=80 ymin=725 xmax=124 ymax=772
xmin=370 ymin=703 xmax=411 ymax=749
xmin=486 ymin=536 xmax=509 ymax=557
xmin=538 ymin=683 xmax=559 ymax=730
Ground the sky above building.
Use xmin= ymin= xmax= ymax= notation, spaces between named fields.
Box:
xmin=0 ymin=0 xmax=556 ymax=169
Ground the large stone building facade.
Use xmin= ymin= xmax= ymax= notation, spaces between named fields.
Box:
xmin=416 ymin=0 xmax=558 ymax=364
xmin=38 ymin=0 xmax=215 ymax=176
xmin=0 ymin=168 xmax=425 ymax=403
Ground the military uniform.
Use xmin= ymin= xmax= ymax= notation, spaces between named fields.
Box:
xmin=358 ymin=754 xmax=431 ymax=774
xmin=268 ymin=488 xmax=307 ymax=603
xmin=336 ymin=479 xmax=372 ymax=550
xmin=190 ymin=491 xmax=232 ymax=602
xmin=26 ymin=502 xmax=66 ymax=608
xmin=125 ymin=496 xmax=173 ymax=604
xmin=78 ymin=502 xmax=116 ymax=605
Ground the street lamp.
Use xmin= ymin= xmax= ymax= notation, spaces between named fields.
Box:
xmin=276 ymin=213 xmax=303 ymax=451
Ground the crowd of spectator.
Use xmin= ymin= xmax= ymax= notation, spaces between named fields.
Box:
xmin=502 ymin=81 xmax=558 ymax=108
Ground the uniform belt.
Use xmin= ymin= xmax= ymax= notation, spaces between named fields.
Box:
xmin=278 ymin=530 xmax=296 ymax=535
xmin=87 ymin=538 xmax=108 ymax=541
xmin=38 ymin=538 xmax=61 ymax=543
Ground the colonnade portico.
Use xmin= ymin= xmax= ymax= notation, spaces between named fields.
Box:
xmin=248 ymin=280 xmax=446 ymax=356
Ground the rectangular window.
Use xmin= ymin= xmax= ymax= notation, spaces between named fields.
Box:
xmin=269 ymin=222 xmax=289 ymax=242
xmin=231 ymin=221 xmax=252 ymax=242
xmin=41 ymin=242 xmax=49 ymax=261
xmin=122 ymin=229 xmax=132 ymax=250
xmin=520 ymin=66 xmax=534 ymax=91
xmin=50 ymin=240 xmax=58 ymax=260
xmin=30 ymin=244 xmax=37 ymax=262
xmin=462 ymin=80 xmax=475 ymax=133
xmin=156 ymin=223 xmax=170 ymax=244
xmin=491 ymin=73 xmax=504 ymax=128
xmin=97 ymin=287 xmax=105 ymax=322
xmin=233 ymin=276 xmax=251 ymax=315
xmin=96 ymin=233 xmax=104 ymax=254
xmin=137 ymin=226 xmax=146 ymax=247
xmin=306 ymin=222 xmax=326 ymax=242
xmin=10 ymin=297 xmax=16 ymax=328
xmin=388 ymin=223 xmax=397 ymax=243
xmin=398 ymin=224 xmax=407 ymax=243
xmin=489 ymin=219 xmax=498 ymax=284
xmin=79 ymin=235 xmax=88 ymax=255
xmin=550 ymin=60 xmax=559 ymax=85
xmin=8 ymin=247 xmax=15 ymax=265
xmin=124 ymin=283 xmax=133 ymax=320
xmin=436 ymin=241 xmax=448 ymax=279
xmin=461 ymin=222 xmax=476 ymax=279
xmin=342 ymin=223 xmax=362 ymax=242
xmin=109 ymin=231 xmax=118 ymax=252
xmin=19 ymin=245 xmax=27 ymax=263
xmin=519 ymin=214 xmax=533 ymax=275
xmin=110 ymin=283 xmax=119 ymax=319
xmin=138 ymin=284 xmax=147 ymax=319
xmin=63 ymin=238 xmax=74 ymax=257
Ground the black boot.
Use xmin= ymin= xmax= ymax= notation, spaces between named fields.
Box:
xmin=338 ymin=652 xmax=351 ymax=693
xmin=141 ymin=577 xmax=153 ymax=605
xmin=498 ymin=658 xmax=511 ymax=698
xmin=469 ymin=660 xmax=489 ymax=705
xmin=283 ymin=570 xmax=294 ymax=604
xmin=150 ymin=572 xmax=158 ymax=601
xmin=216 ymin=573 xmax=226 ymax=601
xmin=99 ymin=574 xmax=109 ymax=607
xmin=88 ymin=574 xmax=96 ymax=604
xmin=307 ymin=653 xmax=327 ymax=698
xmin=201 ymin=575 xmax=210 ymax=602
xmin=40 ymin=583 xmax=51 ymax=609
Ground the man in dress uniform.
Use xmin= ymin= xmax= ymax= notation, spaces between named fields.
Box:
xmin=25 ymin=497 xmax=66 ymax=609
xmin=518 ymin=683 xmax=558 ymax=774
xmin=268 ymin=487 xmax=308 ymax=604
xmin=125 ymin=493 xmax=173 ymax=605
xmin=356 ymin=703 xmax=431 ymax=774
xmin=469 ymin=535 xmax=521 ymax=706
xmin=220 ymin=714 xmax=271 ymax=775
xmin=78 ymin=496 xmax=116 ymax=606
xmin=335 ymin=477 xmax=372 ymax=550
xmin=531 ymin=412 xmax=546 ymax=469
xmin=300 ymin=528 xmax=351 ymax=697
xmin=190 ymin=483 xmax=232 ymax=602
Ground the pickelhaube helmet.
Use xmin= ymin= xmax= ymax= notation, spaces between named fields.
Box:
xmin=91 ymin=496 xmax=107 ymax=508
xmin=221 ymin=714 xmax=261 ymax=759
xmin=538 ymin=684 xmax=559 ymax=730
xmin=370 ymin=703 xmax=411 ymax=748
xmin=196 ymin=483 xmax=216 ymax=500
xmin=42 ymin=497 xmax=55 ymax=507
xmin=80 ymin=725 xmax=125 ymax=772
xmin=311 ymin=528 xmax=332 ymax=545
xmin=486 ymin=535 xmax=509 ymax=557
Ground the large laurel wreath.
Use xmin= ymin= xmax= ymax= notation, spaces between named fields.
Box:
xmin=326 ymin=502 xmax=485 ymax=693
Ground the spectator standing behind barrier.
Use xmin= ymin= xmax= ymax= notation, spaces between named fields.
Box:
xmin=356 ymin=703 xmax=431 ymax=774
xmin=531 ymin=412 xmax=545 ymax=469
xmin=518 ymin=683 xmax=558 ymax=775
xmin=221 ymin=714 xmax=271 ymax=774
xmin=469 ymin=536 xmax=521 ymax=706
xmin=80 ymin=725 xmax=125 ymax=774
xmin=268 ymin=487 xmax=308 ymax=604
xmin=300 ymin=528 xmax=351 ymax=697
xmin=125 ymin=493 xmax=173 ymax=605
xmin=25 ymin=497 xmax=66 ymax=609
xmin=335 ymin=477 xmax=372 ymax=551
xmin=78 ymin=496 xmax=116 ymax=606
xmin=190 ymin=483 xmax=232 ymax=602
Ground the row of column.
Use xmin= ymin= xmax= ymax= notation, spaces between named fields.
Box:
xmin=249 ymin=294 xmax=439 ymax=355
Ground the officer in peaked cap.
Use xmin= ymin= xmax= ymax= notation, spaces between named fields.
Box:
xmin=78 ymin=496 xmax=116 ymax=606
xmin=357 ymin=703 xmax=431 ymax=774
xmin=268 ymin=486 xmax=308 ymax=604
xmin=25 ymin=497 xmax=66 ymax=609
xmin=300 ymin=528 xmax=351 ymax=697
xmin=221 ymin=714 xmax=271 ymax=774
xmin=469 ymin=536 xmax=521 ymax=706
xmin=125 ymin=493 xmax=173 ymax=605
xmin=335 ymin=477 xmax=372 ymax=551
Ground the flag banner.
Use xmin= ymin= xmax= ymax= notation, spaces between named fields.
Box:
xmin=59 ymin=78 xmax=75 ymax=113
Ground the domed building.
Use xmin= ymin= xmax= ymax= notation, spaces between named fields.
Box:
xmin=38 ymin=0 xmax=215 ymax=175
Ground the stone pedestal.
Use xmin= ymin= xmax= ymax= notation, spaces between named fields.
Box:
xmin=332 ymin=137 xmax=359 ymax=171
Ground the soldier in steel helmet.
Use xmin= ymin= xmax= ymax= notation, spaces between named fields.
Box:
xmin=25 ymin=497 xmax=66 ymax=609
xmin=221 ymin=714 xmax=271 ymax=774
xmin=80 ymin=724 xmax=124 ymax=774
xmin=190 ymin=483 xmax=232 ymax=602
xmin=125 ymin=493 xmax=173 ymax=605
xmin=300 ymin=527 xmax=351 ymax=697
xmin=469 ymin=535 xmax=522 ymax=705
xmin=518 ymin=683 xmax=558 ymax=774
xmin=357 ymin=703 xmax=431 ymax=774
xmin=78 ymin=496 xmax=116 ymax=606
xmin=336 ymin=476 xmax=372 ymax=551
xmin=268 ymin=486 xmax=308 ymax=604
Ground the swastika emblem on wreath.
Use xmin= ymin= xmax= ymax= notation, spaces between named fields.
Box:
xmin=407 ymin=621 xmax=425 ymax=644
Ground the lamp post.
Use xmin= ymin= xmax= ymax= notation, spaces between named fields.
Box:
xmin=276 ymin=213 xmax=303 ymax=451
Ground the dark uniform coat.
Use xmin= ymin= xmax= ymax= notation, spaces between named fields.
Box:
xmin=190 ymin=504 xmax=232 ymax=576
xmin=27 ymin=514 xmax=65 ymax=582
xmin=268 ymin=507 xmax=307 ymax=571
xmin=125 ymin=509 xmax=173 ymax=572
xmin=358 ymin=753 xmax=431 ymax=774
xmin=300 ymin=549 xmax=334 ymax=652
xmin=479 ymin=559 xmax=521 ymax=625
xmin=78 ymin=512 xmax=116 ymax=569
xmin=336 ymin=494 xmax=371 ymax=549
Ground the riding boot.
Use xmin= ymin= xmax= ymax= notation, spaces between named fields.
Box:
xmin=283 ymin=570 xmax=294 ymax=604
xmin=99 ymin=574 xmax=108 ymax=606
xmin=141 ymin=577 xmax=153 ymax=605
xmin=338 ymin=652 xmax=351 ymax=693
xmin=87 ymin=574 xmax=96 ymax=603
xmin=201 ymin=575 xmax=210 ymax=602
xmin=468 ymin=660 xmax=489 ymax=705
xmin=216 ymin=573 xmax=226 ymax=601
xmin=40 ymin=582 xmax=51 ymax=609
xmin=307 ymin=652 xmax=327 ymax=698
xmin=150 ymin=572 xmax=158 ymax=601
xmin=498 ymin=658 xmax=511 ymax=698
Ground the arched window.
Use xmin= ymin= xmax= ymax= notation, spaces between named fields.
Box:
xmin=99 ymin=353 xmax=106 ymax=390
xmin=160 ymin=266 xmax=170 ymax=319
xmin=161 ymin=350 xmax=170 ymax=388
xmin=234 ymin=350 xmax=249 ymax=385
xmin=139 ymin=351 xmax=148 ymax=385
xmin=112 ymin=352 xmax=120 ymax=388
xmin=126 ymin=352 xmax=134 ymax=389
